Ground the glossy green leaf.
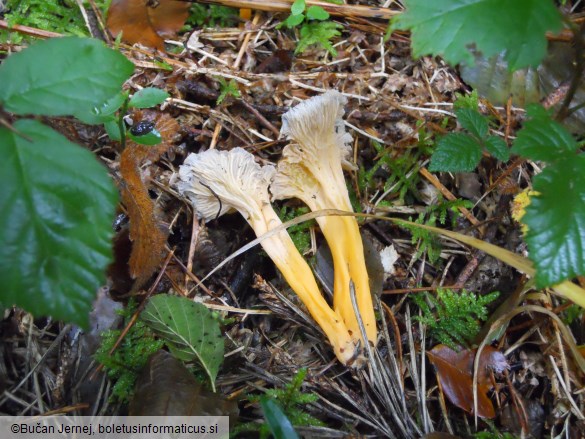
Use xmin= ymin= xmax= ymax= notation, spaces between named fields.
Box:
xmin=0 ymin=36 xmax=134 ymax=117
xmin=523 ymin=156 xmax=585 ymax=287
xmin=260 ymin=397 xmax=300 ymax=439
xmin=484 ymin=136 xmax=509 ymax=162
xmin=291 ymin=0 xmax=306 ymax=15
xmin=128 ymin=129 xmax=162 ymax=146
xmin=456 ymin=108 xmax=488 ymax=140
xmin=105 ymin=120 xmax=123 ymax=141
xmin=0 ymin=120 xmax=118 ymax=327
xmin=512 ymin=105 xmax=577 ymax=162
xmin=306 ymin=6 xmax=329 ymax=20
xmin=429 ymin=133 xmax=482 ymax=172
xmin=129 ymin=87 xmax=169 ymax=109
xmin=283 ymin=13 xmax=305 ymax=28
xmin=76 ymin=92 xmax=128 ymax=125
xmin=392 ymin=0 xmax=562 ymax=70
xmin=141 ymin=295 xmax=224 ymax=391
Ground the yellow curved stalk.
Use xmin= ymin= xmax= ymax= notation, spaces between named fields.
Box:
xmin=252 ymin=205 xmax=358 ymax=364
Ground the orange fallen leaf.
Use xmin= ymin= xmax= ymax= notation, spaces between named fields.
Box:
xmin=427 ymin=345 xmax=508 ymax=419
xmin=119 ymin=113 xmax=178 ymax=290
xmin=107 ymin=0 xmax=190 ymax=51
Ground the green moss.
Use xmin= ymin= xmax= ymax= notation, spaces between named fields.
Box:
xmin=0 ymin=0 xmax=110 ymax=43
xmin=358 ymin=134 xmax=433 ymax=205
xmin=412 ymin=288 xmax=499 ymax=348
xmin=278 ymin=205 xmax=314 ymax=254
xmin=186 ymin=4 xmax=238 ymax=28
xmin=233 ymin=368 xmax=324 ymax=438
xmin=95 ymin=299 xmax=164 ymax=404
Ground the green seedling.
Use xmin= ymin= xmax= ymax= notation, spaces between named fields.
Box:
xmin=278 ymin=0 xmax=343 ymax=56
xmin=233 ymin=368 xmax=324 ymax=438
xmin=216 ymin=77 xmax=241 ymax=104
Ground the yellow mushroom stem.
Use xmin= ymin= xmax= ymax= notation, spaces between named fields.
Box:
xmin=272 ymin=90 xmax=377 ymax=347
xmin=250 ymin=204 xmax=358 ymax=365
xmin=176 ymin=147 xmax=359 ymax=365
xmin=316 ymin=214 xmax=376 ymax=345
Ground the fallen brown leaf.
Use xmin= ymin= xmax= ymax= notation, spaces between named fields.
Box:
xmin=107 ymin=0 xmax=190 ymax=51
xmin=428 ymin=344 xmax=508 ymax=419
xmin=119 ymin=113 xmax=178 ymax=290
xmin=130 ymin=350 xmax=239 ymax=418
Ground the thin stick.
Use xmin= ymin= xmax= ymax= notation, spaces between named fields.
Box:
xmin=190 ymin=0 xmax=398 ymax=20
xmin=0 ymin=19 xmax=62 ymax=39
xmin=419 ymin=167 xmax=480 ymax=226
xmin=209 ymin=123 xmax=222 ymax=149
xmin=185 ymin=216 xmax=201 ymax=289
xmin=233 ymin=11 xmax=262 ymax=69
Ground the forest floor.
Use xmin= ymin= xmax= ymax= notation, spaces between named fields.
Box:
xmin=0 ymin=1 xmax=584 ymax=438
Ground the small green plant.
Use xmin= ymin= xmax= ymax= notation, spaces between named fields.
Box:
xmin=278 ymin=0 xmax=343 ymax=56
xmin=428 ymin=94 xmax=509 ymax=172
xmin=387 ymin=1 xmax=585 ymax=291
xmin=79 ymin=86 xmax=170 ymax=147
xmin=510 ymin=106 xmax=585 ymax=287
xmin=359 ymin=135 xmax=432 ymax=205
xmin=233 ymin=368 xmax=324 ymax=438
xmin=412 ymin=288 xmax=499 ymax=348
xmin=562 ymin=303 xmax=584 ymax=325
xmin=1 ymin=0 xmax=87 ymax=43
xmin=389 ymin=0 xmax=562 ymax=70
xmin=278 ymin=205 xmax=313 ymax=254
xmin=140 ymin=294 xmax=225 ymax=391
xmin=0 ymin=36 xmax=132 ymax=326
xmin=405 ymin=196 xmax=473 ymax=264
xmin=474 ymin=428 xmax=517 ymax=439
xmin=95 ymin=300 xmax=164 ymax=403
xmin=216 ymin=77 xmax=241 ymax=105
xmin=187 ymin=3 xmax=238 ymax=28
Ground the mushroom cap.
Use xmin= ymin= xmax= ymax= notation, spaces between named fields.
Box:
xmin=270 ymin=155 xmax=321 ymax=204
xmin=280 ymin=90 xmax=356 ymax=171
xmin=177 ymin=147 xmax=275 ymax=223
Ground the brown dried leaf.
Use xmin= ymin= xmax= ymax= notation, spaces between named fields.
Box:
xmin=107 ymin=0 xmax=190 ymax=51
xmin=119 ymin=113 xmax=177 ymax=290
xmin=427 ymin=345 xmax=508 ymax=419
xmin=130 ymin=350 xmax=239 ymax=418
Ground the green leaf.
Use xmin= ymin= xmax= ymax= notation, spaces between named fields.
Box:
xmin=76 ymin=92 xmax=128 ymax=125
xmin=141 ymin=295 xmax=224 ymax=391
xmin=291 ymin=0 xmax=306 ymax=15
xmin=282 ymin=13 xmax=306 ymax=28
xmin=306 ymin=6 xmax=330 ymax=20
xmin=391 ymin=0 xmax=562 ymax=70
xmin=429 ymin=133 xmax=482 ymax=172
xmin=456 ymin=108 xmax=488 ymax=140
xmin=105 ymin=120 xmax=123 ymax=141
xmin=297 ymin=21 xmax=341 ymax=56
xmin=512 ymin=105 xmax=578 ymax=162
xmin=128 ymin=129 xmax=162 ymax=145
xmin=453 ymin=90 xmax=479 ymax=111
xmin=260 ymin=397 xmax=300 ymax=439
xmin=0 ymin=36 xmax=134 ymax=117
xmin=523 ymin=156 xmax=585 ymax=287
xmin=129 ymin=87 xmax=169 ymax=109
xmin=0 ymin=120 xmax=118 ymax=327
xmin=216 ymin=78 xmax=241 ymax=104
xmin=484 ymin=135 xmax=509 ymax=162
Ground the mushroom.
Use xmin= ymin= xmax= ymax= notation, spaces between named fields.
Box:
xmin=271 ymin=91 xmax=377 ymax=346
xmin=176 ymin=147 xmax=358 ymax=365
